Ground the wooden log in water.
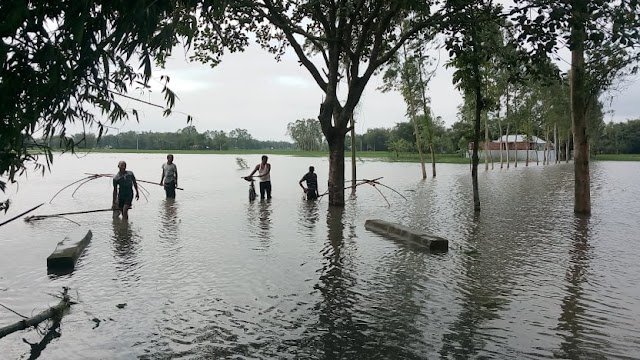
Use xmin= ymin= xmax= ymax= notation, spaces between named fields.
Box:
xmin=46 ymin=228 xmax=93 ymax=271
xmin=364 ymin=219 xmax=449 ymax=252
xmin=0 ymin=288 xmax=70 ymax=339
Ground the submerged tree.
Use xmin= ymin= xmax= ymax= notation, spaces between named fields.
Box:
xmin=194 ymin=0 xmax=447 ymax=206
xmin=380 ymin=41 xmax=438 ymax=179
xmin=511 ymin=0 xmax=640 ymax=214
xmin=444 ymin=0 xmax=504 ymax=212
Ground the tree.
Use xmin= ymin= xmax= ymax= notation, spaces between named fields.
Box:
xmin=194 ymin=1 xmax=447 ymax=206
xmin=444 ymin=0 xmax=504 ymax=212
xmin=387 ymin=138 xmax=412 ymax=158
xmin=206 ymin=130 xmax=229 ymax=150
xmin=380 ymin=41 xmax=437 ymax=179
xmin=362 ymin=128 xmax=391 ymax=151
xmin=512 ymin=0 xmax=640 ymax=214
xmin=229 ymin=128 xmax=254 ymax=149
xmin=286 ymin=119 xmax=323 ymax=151
xmin=0 ymin=0 xmax=216 ymax=208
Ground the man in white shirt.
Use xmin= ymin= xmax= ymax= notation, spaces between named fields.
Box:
xmin=247 ymin=155 xmax=271 ymax=200
xmin=160 ymin=154 xmax=178 ymax=199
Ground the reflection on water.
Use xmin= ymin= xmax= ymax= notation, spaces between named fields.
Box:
xmin=3 ymin=155 xmax=640 ymax=359
xmin=555 ymin=216 xmax=607 ymax=359
xmin=159 ymin=198 xmax=179 ymax=245
xmin=245 ymin=199 xmax=273 ymax=249
xmin=299 ymin=198 xmax=320 ymax=231
xmin=314 ymin=206 xmax=361 ymax=358
xmin=111 ymin=218 xmax=140 ymax=282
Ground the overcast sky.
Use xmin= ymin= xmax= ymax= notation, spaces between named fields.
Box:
xmin=76 ymin=42 xmax=640 ymax=142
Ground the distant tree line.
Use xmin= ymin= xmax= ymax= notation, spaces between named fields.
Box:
xmin=46 ymin=126 xmax=294 ymax=151
xmin=595 ymin=119 xmax=640 ymax=154
xmin=50 ymin=115 xmax=640 ymax=156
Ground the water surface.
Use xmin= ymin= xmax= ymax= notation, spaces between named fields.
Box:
xmin=1 ymin=154 xmax=639 ymax=359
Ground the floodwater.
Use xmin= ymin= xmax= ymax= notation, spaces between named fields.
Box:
xmin=1 ymin=153 xmax=639 ymax=359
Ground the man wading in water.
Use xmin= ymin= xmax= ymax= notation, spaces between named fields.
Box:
xmin=160 ymin=154 xmax=178 ymax=199
xmin=299 ymin=166 xmax=319 ymax=200
xmin=247 ymin=155 xmax=272 ymax=200
xmin=112 ymin=161 xmax=140 ymax=219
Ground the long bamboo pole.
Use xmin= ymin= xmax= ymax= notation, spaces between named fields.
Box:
xmin=84 ymin=173 xmax=184 ymax=190
xmin=0 ymin=203 xmax=45 ymax=227
xmin=24 ymin=208 xmax=117 ymax=222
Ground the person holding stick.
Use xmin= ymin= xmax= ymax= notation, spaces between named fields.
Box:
xmin=112 ymin=161 xmax=139 ymax=219
xmin=160 ymin=154 xmax=178 ymax=199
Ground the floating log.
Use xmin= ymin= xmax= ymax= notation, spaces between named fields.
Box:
xmin=0 ymin=288 xmax=71 ymax=339
xmin=364 ymin=219 xmax=449 ymax=252
xmin=46 ymin=228 xmax=93 ymax=271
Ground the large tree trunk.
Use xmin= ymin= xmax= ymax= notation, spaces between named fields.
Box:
xmin=514 ymin=124 xmax=519 ymax=168
xmin=472 ymin=84 xmax=482 ymax=212
xmin=571 ymin=1 xmax=591 ymax=215
xmin=505 ymin=125 xmax=510 ymax=168
xmin=554 ymin=123 xmax=558 ymax=164
xmin=350 ymin=115 xmax=357 ymax=195
xmin=416 ymin=47 xmax=435 ymax=178
xmin=498 ymin=116 xmax=503 ymax=169
xmin=415 ymin=118 xmax=427 ymax=179
xmin=566 ymin=129 xmax=571 ymax=163
xmin=505 ymin=87 xmax=511 ymax=169
xmin=430 ymin=144 xmax=437 ymax=177
xmin=526 ymin=131 xmax=530 ymax=166
xmin=484 ymin=114 xmax=489 ymax=171
xmin=328 ymin=135 xmax=346 ymax=206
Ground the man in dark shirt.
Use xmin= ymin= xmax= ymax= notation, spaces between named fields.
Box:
xmin=299 ymin=166 xmax=319 ymax=200
xmin=112 ymin=161 xmax=140 ymax=219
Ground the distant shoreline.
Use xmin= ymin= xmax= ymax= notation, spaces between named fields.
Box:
xmin=57 ymin=148 xmax=470 ymax=164
xmin=50 ymin=148 xmax=640 ymax=163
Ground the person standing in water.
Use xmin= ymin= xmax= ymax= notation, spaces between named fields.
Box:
xmin=247 ymin=155 xmax=272 ymax=199
xmin=112 ymin=161 xmax=140 ymax=219
xmin=160 ymin=154 xmax=178 ymax=199
xmin=299 ymin=166 xmax=319 ymax=200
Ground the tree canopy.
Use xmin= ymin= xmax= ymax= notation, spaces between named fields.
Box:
xmin=1 ymin=0 xmax=222 ymax=204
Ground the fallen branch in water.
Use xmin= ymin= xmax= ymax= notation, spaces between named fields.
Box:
xmin=24 ymin=208 xmax=119 ymax=222
xmin=49 ymin=175 xmax=100 ymax=203
xmin=0 ymin=287 xmax=72 ymax=340
xmin=0 ymin=203 xmax=45 ymax=228
xmin=316 ymin=177 xmax=407 ymax=207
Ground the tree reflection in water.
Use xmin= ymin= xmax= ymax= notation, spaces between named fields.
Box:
xmin=440 ymin=214 xmax=512 ymax=359
xmin=555 ymin=216 xmax=610 ymax=359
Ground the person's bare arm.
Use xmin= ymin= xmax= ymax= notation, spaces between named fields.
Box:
xmin=248 ymin=164 xmax=259 ymax=177
xmin=299 ymin=175 xmax=306 ymax=190
xmin=112 ymin=183 xmax=118 ymax=208
xmin=174 ymin=165 xmax=178 ymax=187
xmin=133 ymin=179 xmax=140 ymax=200
xmin=160 ymin=166 xmax=165 ymax=185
